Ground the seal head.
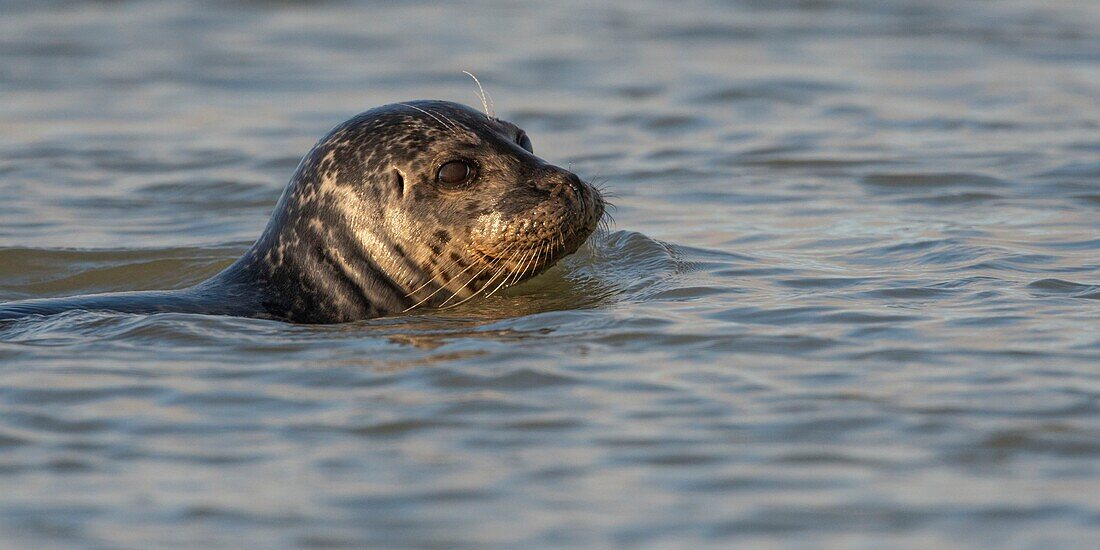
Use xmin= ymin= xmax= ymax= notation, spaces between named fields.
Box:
xmin=224 ymin=100 xmax=605 ymax=322
xmin=0 ymin=100 xmax=606 ymax=324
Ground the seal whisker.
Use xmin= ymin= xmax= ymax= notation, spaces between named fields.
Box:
xmin=595 ymin=204 xmax=615 ymax=236
xmin=397 ymin=103 xmax=461 ymax=136
xmin=485 ymin=249 xmax=522 ymax=298
xmin=526 ymin=240 xmax=545 ymax=281
xmin=484 ymin=250 xmax=521 ymax=298
xmin=539 ymin=240 xmax=549 ymax=275
xmin=590 ymin=177 xmax=618 ymax=201
xmin=461 ymin=70 xmax=492 ymax=119
xmin=402 ymin=254 xmax=461 ymax=301
xmin=513 ymin=246 xmax=536 ymax=287
xmin=515 ymin=244 xmax=536 ymax=286
xmin=599 ymin=208 xmax=616 ymax=236
xmin=437 ymin=277 xmax=495 ymax=310
xmin=438 ymin=240 xmax=524 ymax=308
xmin=425 ymin=106 xmax=465 ymax=135
xmin=466 ymin=239 xmax=530 ymax=303
xmin=402 ymin=237 xmax=470 ymax=300
xmin=402 ymin=243 xmax=495 ymax=311
xmin=403 ymin=257 xmax=476 ymax=311
xmin=487 ymin=245 xmax=533 ymax=297
xmin=503 ymin=251 xmax=530 ymax=290
xmin=514 ymin=243 xmax=541 ymax=283
xmin=438 ymin=250 xmax=516 ymax=310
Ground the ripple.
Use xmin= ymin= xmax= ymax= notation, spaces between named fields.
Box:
xmin=736 ymin=156 xmax=891 ymax=171
xmin=855 ymin=285 xmax=959 ymax=299
xmin=0 ymin=430 xmax=30 ymax=448
xmin=1027 ymin=278 xmax=1100 ymax=299
xmin=1034 ymin=162 xmax=1100 ymax=182
xmin=776 ymin=277 xmax=872 ymax=289
xmin=430 ymin=368 xmax=578 ymax=390
xmin=899 ymin=191 xmax=1005 ymax=205
xmin=839 ymin=239 xmax=994 ymax=268
xmin=694 ymin=79 xmax=850 ymax=105
xmin=968 ymin=426 xmax=1100 ymax=459
xmin=860 ymin=172 xmax=1007 ymax=189
xmin=343 ymin=418 xmax=463 ymax=438
xmin=610 ymin=112 xmax=709 ymax=132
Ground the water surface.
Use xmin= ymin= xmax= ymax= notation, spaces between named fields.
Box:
xmin=2 ymin=0 xmax=1100 ymax=547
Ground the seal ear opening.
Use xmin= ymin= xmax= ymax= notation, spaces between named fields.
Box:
xmin=390 ymin=167 xmax=405 ymax=196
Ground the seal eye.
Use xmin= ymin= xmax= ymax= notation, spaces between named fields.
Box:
xmin=437 ymin=160 xmax=474 ymax=187
xmin=516 ymin=131 xmax=533 ymax=153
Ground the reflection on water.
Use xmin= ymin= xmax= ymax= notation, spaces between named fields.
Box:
xmin=2 ymin=0 xmax=1100 ymax=547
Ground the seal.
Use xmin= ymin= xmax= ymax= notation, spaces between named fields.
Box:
xmin=0 ymin=101 xmax=605 ymax=323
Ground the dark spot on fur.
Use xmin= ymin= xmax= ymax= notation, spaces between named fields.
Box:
xmin=434 ymin=230 xmax=451 ymax=244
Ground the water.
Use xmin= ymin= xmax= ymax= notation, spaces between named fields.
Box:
xmin=2 ymin=0 xmax=1099 ymax=547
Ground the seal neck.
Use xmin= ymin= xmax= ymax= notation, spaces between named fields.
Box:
xmin=214 ymin=224 xmax=414 ymax=324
